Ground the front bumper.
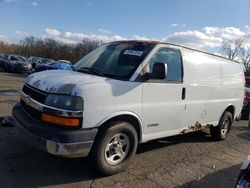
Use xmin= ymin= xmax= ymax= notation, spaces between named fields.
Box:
xmin=12 ymin=103 xmax=98 ymax=158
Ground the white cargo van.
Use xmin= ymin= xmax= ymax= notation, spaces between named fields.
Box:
xmin=13 ymin=41 xmax=244 ymax=175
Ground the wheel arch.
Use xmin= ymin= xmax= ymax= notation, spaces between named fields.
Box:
xmin=219 ymin=104 xmax=235 ymax=123
xmin=225 ymin=105 xmax=235 ymax=118
xmin=97 ymin=112 xmax=143 ymax=143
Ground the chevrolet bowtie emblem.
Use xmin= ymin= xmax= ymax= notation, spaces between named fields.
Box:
xmin=25 ymin=95 xmax=31 ymax=104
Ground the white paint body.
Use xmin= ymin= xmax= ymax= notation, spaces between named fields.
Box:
xmin=26 ymin=43 xmax=244 ymax=143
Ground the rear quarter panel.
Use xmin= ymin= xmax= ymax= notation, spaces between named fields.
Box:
xmin=221 ymin=59 xmax=244 ymax=117
xmin=182 ymin=49 xmax=244 ymax=126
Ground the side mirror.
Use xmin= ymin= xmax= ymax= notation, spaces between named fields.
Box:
xmin=149 ymin=62 xmax=167 ymax=80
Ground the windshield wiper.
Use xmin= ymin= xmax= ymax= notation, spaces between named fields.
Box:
xmin=77 ymin=67 xmax=105 ymax=77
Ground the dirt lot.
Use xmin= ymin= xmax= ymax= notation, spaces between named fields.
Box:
xmin=0 ymin=72 xmax=250 ymax=188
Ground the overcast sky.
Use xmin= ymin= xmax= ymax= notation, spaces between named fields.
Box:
xmin=0 ymin=0 xmax=249 ymax=53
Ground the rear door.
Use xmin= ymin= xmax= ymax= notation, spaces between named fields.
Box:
xmin=142 ymin=45 xmax=186 ymax=138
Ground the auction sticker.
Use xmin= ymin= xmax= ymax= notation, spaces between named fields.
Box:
xmin=124 ymin=50 xmax=143 ymax=56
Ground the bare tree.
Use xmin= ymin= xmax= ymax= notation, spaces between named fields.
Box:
xmin=222 ymin=39 xmax=244 ymax=60
xmin=242 ymin=49 xmax=250 ymax=71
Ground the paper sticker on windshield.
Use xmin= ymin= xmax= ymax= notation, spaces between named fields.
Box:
xmin=124 ymin=50 xmax=143 ymax=57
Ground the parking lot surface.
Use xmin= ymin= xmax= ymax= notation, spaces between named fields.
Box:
xmin=0 ymin=72 xmax=250 ymax=188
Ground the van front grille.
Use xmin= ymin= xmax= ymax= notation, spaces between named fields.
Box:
xmin=20 ymin=99 xmax=41 ymax=120
xmin=22 ymin=84 xmax=47 ymax=103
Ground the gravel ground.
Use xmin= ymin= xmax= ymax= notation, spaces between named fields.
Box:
xmin=0 ymin=71 xmax=250 ymax=188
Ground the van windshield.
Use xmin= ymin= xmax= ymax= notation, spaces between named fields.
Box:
xmin=74 ymin=41 xmax=156 ymax=80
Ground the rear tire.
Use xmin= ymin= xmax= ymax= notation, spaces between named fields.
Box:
xmin=210 ymin=111 xmax=232 ymax=141
xmin=91 ymin=121 xmax=138 ymax=175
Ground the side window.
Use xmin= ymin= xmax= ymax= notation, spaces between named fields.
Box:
xmin=148 ymin=48 xmax=182 ymax=82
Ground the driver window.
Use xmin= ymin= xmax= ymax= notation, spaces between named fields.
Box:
xmin=148 ymin=48 xmax=182 ymax=82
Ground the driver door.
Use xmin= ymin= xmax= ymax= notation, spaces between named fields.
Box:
xmin=142 ymin=46 xmax=186 ymax=138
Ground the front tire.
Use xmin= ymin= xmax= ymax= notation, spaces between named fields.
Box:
xmin=92 ymin=121 xmax=138 ymax=175
xmin=210 ymin=111 xmax=233 ymax=141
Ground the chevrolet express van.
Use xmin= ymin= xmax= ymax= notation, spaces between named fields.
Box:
xmin=12 ymin=41 xmax=244 ymax=175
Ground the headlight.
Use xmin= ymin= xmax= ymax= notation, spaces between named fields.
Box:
xmin=45 ymin=94 xmax=83 ymax=111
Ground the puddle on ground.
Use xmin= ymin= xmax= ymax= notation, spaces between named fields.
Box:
xmin=0 ymin=90 xmax=20 ymax=96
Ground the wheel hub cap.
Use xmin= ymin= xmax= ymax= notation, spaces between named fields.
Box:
xmin=221 ymin=118 xmax=230 ymax=135
xmin=105 ymin=133 xmax=130 ymax=165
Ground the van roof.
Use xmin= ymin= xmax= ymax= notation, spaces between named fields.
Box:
xmin=159 ymin=41 xmax=240 ymax=64
xmin=109 ymin=40 xmax=239 ymax=64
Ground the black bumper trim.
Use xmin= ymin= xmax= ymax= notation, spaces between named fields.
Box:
xmin=12 ymin=103 xmax=98 ymax=144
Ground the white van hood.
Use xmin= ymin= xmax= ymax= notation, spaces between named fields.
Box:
xmin=25 ymin=70 xmax=107 ymax=95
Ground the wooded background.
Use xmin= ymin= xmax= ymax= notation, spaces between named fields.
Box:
xmin=0 ymin=37 xmax=249 ymax=70
xmin=0 ymin=37 xmax=101 ymax=63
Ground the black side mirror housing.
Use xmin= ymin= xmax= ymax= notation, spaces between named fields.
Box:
xmin=149 ymin=62 xmax=167 ymax=80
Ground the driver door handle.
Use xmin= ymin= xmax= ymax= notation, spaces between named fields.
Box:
xmin=182 ymin=87 xmax=186 ymax=100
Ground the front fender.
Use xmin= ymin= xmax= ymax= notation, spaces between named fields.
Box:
xmin=95 ymin=111 xmax=143 ymax=142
